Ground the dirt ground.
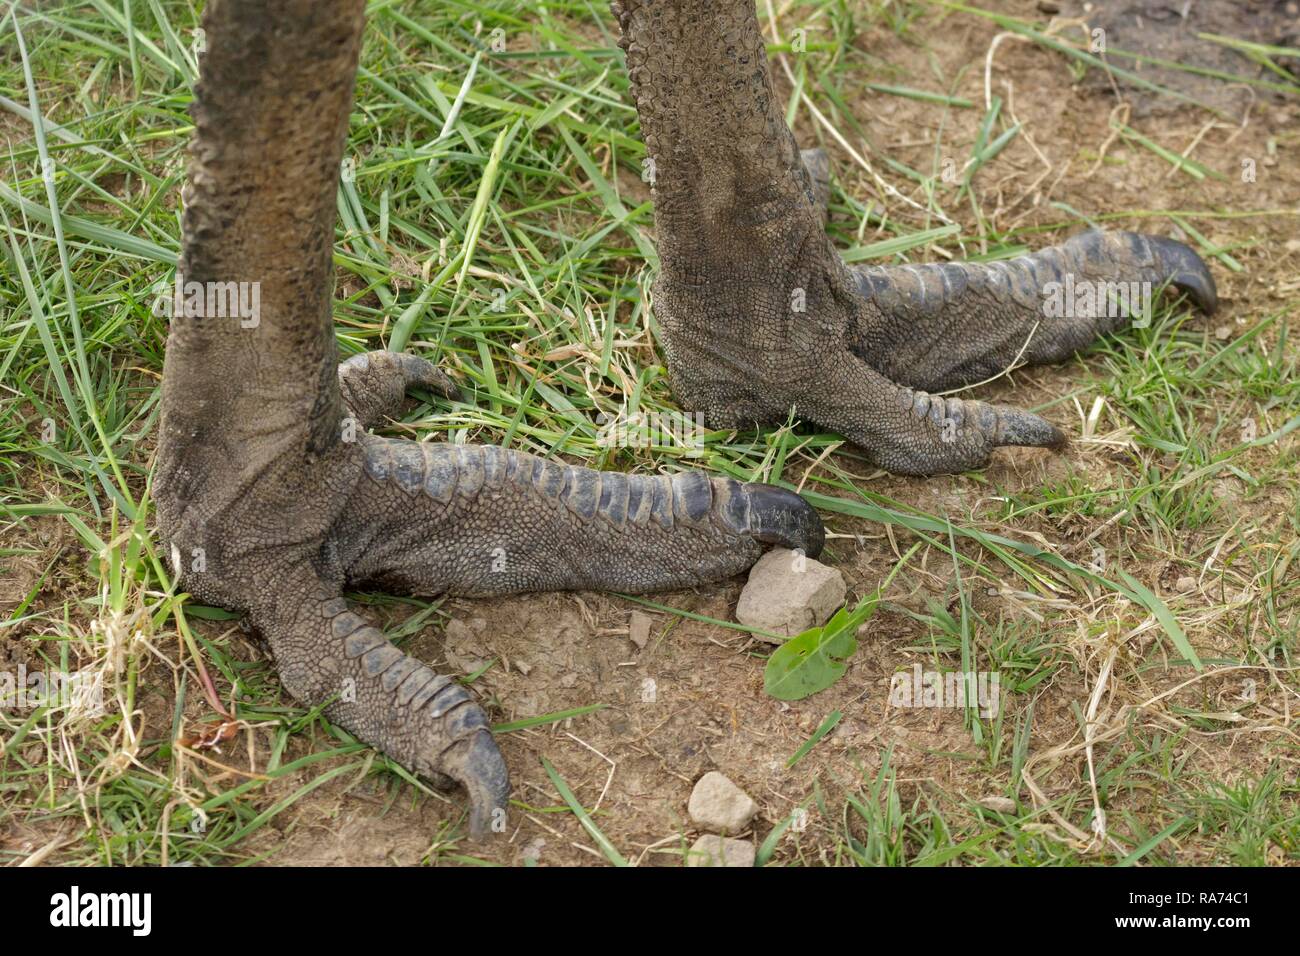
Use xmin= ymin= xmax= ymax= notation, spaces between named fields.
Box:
xmin=3 ymin=0 xmax=1298 ymax=866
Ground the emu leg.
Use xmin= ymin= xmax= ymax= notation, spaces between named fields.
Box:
xmin=613 ymin=0 xmax=1216 ymax=475
xmin=155 ymin=0 xmax=822 ymax=837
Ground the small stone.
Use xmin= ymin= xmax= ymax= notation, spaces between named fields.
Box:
xmin=628 ymin=610 xmax=652 ymax=650
xmin=515 ymin=659 xmax=533 ymax=676
xmin=688 ymin=771 xmax=758 ymax=833
xmin=1036 ymin=0 xmax=1060 ymax=13
xmin=686 ymin=834 xmax=755 ymax=868
xmin=1175 ymin=575 xmax=1197 ymax=592
xmin=978 ymin=796 xmax=1016 ymax=813
xmin=736 ymin=548 xmax=845 ymax=641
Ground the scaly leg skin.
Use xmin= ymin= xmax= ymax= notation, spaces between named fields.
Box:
xmin=801 ymin=147 xmax=831 ymax=218
xmin=334 ymin=351 xmax=823 ymax=597
xmin=848 ymin=229 xmax=1217 ymax=394
xmin=613 ymin=0 xmax=1217 ymax=475
xmin=156 ymin=0 xmax=823 ymax=838
xmin=342 ymin=440 xmax=820 ymax=595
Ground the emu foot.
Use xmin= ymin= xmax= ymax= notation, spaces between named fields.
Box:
xmin=655 ymin=215 xmax=1216 ymax=476
xmin=159 ymin=0 xmax=826 ymax=840
xmin=615 ymin=0 xmax=1219 ymax=476
xmin=332 ymin=351 xmax=823 ymax=598
xmin=163 ymin=349 xmax=822 ymax=838
xmin=251 ymin=352 xmax=821 ymax=836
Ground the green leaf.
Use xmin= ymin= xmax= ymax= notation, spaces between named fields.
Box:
xmin=756 ymin=801 xmax=811 ymax=866
xmin=763 ymin=592 xmax=880 ymax=701
xmin=1117 ymin=570 xmax=1203 ymax=671
xmin=541 ymin=756 xmax=628 ymax=867
xmin=786 ymin=710 xmax=843 ymax=768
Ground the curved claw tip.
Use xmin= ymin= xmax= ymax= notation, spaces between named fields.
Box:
xmin=444 ymin=729 xmax=510 ymax=839
xmin=425 ymin=379 xmax=461 ymax=402
xmin=993 ymin=408 xmax=1068 ymax=451
xmin=745 ymin=483 xmax=826 ymax=559
xmin=1147 ymin=235 xmax=1218 ymax=314
xmin=393 ymin=350 xmax=463 ymax=402
xmin=420 ymin=368 xmax=464 ymax=403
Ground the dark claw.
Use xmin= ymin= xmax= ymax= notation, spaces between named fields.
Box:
xmin=393 ymin=351 xmax=463 ymax=402
xmin=744 ymin=482 xmax=825 ymax=558
xmin=440 ymin=726 xmax=510 ymax=839
xmin=1146 ymin=235 xmax=1218 ymax=314
xmin=992 ymin=405 xmax=1068 ymax=451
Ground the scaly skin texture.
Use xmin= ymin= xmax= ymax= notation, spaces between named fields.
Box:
xmin=154 ymin=0 xmax=822 ymax=836
xmin=612 ymin=0 xmax=1217 ymax=476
